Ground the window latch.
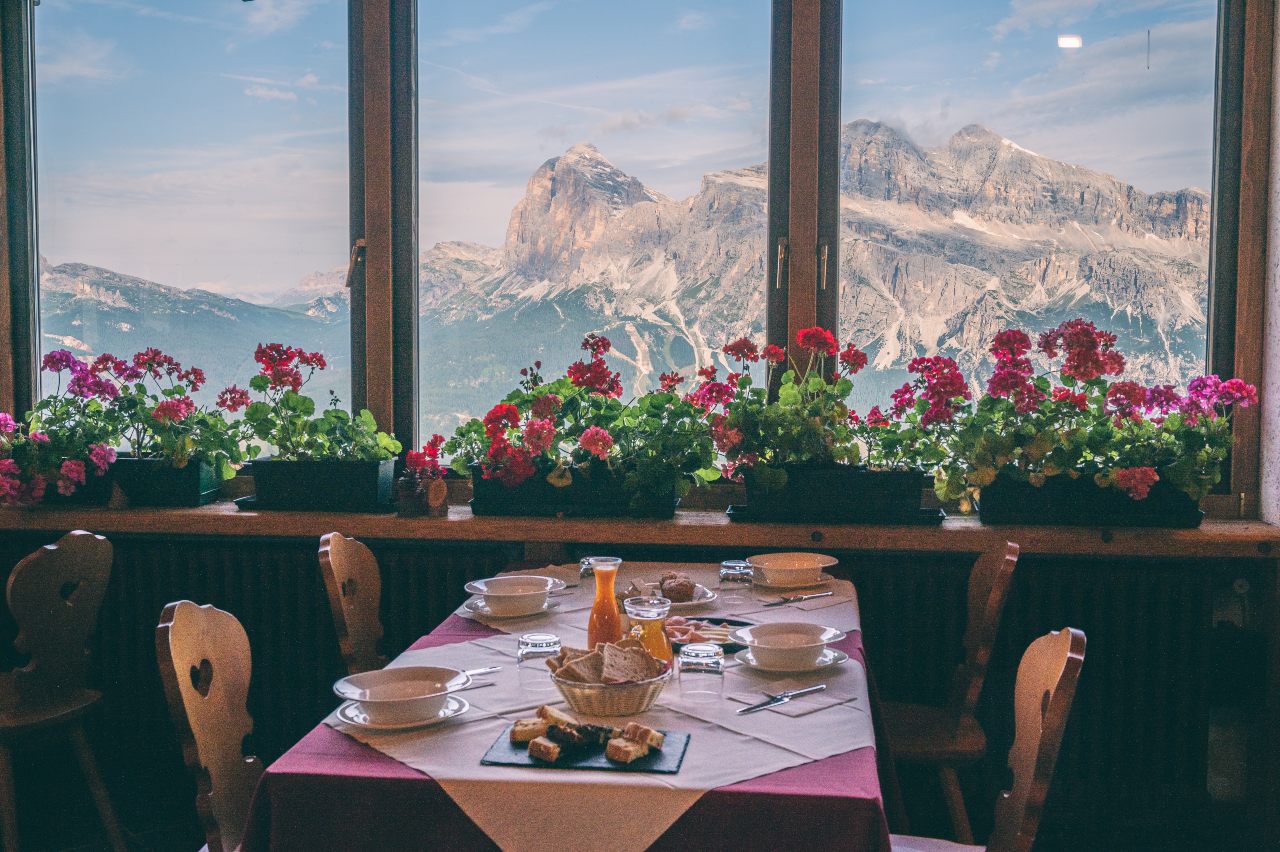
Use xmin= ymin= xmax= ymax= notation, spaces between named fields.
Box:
xmin=775 ymin=237 xmax=788 ymax=290
xmin=344 ymin=238 xmax=366 ymax=289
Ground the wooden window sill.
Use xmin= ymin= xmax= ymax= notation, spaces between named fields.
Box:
xmin=1 ymin=503 xmax=1277 ymax=559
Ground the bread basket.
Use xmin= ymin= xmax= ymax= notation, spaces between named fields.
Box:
xmin=550 ymin=668 xmax=672 ymax=716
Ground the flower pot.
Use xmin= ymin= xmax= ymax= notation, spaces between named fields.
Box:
xmin=41 ymin=466 xmax=116 ymax=507
xmin=248 ymin=458 xmax=396 ymax=512
xmin=113 ymin=456 xmax=220 ymax=507
xmin=397 ymin=476 xmax=449 ymax=518
xmin=733 ymin=463 xmax=934 ymax=524
xmin=977 ymin=472 xmax=1204 ymax=528
xmin=468 ymin=465 xmax=678 ymax=519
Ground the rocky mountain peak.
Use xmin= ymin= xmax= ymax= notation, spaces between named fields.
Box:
xmin=503 ymin=141 xmax=667 ymax=277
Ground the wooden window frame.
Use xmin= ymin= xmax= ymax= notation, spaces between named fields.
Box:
xmin=0 ymin=0 xmax=1273 ymax=518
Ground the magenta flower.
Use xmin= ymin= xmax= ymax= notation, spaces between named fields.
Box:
xmin=89 ymin=444 xmax=116 ymax=476
xmin=522 ymin=418 xmax=556 ymax=454
xmin=579 ymin=426 xmax=614 ymax=460
xmin=0 ymin=413 xmax=16 ymax=434
xmin=41 ymin=349 xmax=79 ymax=373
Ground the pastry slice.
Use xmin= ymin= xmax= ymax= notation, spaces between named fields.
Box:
xmin=528 ymin=736 xmax=561 ymax=763
xmin=622 ymin=722 xmax=665 ymax=750
xmin=536 ymin=705 xmax=580 ymax=728
xmin=546 ymin=724 xmax=591 ymax=749
xmin=509 ymin=718 xmax=550 ymax=744
xmin=605 ymin=737 xmax=649 ymax=764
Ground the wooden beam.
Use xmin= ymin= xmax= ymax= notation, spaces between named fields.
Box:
xmin=1230 ymin=0 xmax=1273 ymax=509
xmin=360 ymin=0 xmax=395 ymax=431
xmin=786 ymin=0 xmax=821 ymax=337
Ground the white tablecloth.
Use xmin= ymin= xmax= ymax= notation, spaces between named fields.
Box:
xmin=326 ymin=562 xmax=870 ymax=852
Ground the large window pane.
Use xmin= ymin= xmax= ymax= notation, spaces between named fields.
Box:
xmin=841 ymin=1 xmax=1216 ymax=408
xmin=417 ymin=1 xmax=769 ymax=436
xmin=35 ymin=0 xmax=350 ymax=403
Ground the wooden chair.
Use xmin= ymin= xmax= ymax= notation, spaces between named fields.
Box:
xmin=890 ymin=627 xmax=1087 ymax=852
xmin=883 ymin=541 xmax=1020 ymax=842
xmin=156 ymin=601 xmax=264 ymax=852
xmin=0 ymin=530 xmax=127 ymax=852
xmin=318 ymin=532 xmax=387 ymax=676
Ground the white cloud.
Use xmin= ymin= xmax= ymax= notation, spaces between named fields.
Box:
xmin=675 ymin=11 xmax=711 ymax=32
xmin=38 ymin=32 xmax=128 ymax=84
xmin=428 ymin=2 xmax=554 ymax=48
xmin=993 ymin=0 xmax=1099 ymax=40
xmin=244 ymin=85 xmax=298 ymax=102
xmin=245 ymin=0 xmax=323 ymax=34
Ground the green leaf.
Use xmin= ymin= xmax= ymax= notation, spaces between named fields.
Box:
xmin=244 ymin=402 xmax=271 ymax=423
xmin=248 ymin=375 xmax=270 ymax=393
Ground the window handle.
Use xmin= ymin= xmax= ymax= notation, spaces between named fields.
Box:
xmin=775 ymin=237 xmax=788 ymax=290
xmin=344 ymin=238 xmax=367 ymax=289
xmin=819 ymin=242 xmax=829 ymax=291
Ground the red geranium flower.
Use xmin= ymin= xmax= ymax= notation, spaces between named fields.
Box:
xmin=1051 ymin=386 xmax=1088 ymax=412
xmin=567 ymin=358 xmax=622 ymax=397
xmin=795 ymin=326 xmax=838 ymax=357
xmin=152 ymin=396 xmax=196 ymax=423
xmin=722 ymin=337 xmax=760 ymax=363
xmin=658 ymin=372 xmax=684 ymax=392
xmin=1114 ymin=466 xmax=1159 ymax=500
xmin=579 ymin=426 xmax=615 ymax=460
xmin=762 ymin=344 xmax=786 ymax=364
xmin=839 ymin=343 xmax=868 ymax=374
xmin=531 ymin=394 xmax=562 ymax=419
xmin=217 ymin=385 xmax=252 ymax=412
xmin=581 ymin=333 xmax=612 ymax=357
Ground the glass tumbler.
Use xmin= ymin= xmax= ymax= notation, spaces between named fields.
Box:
xmin=718 ymin=560 xmax=754 ymax=605
xmin=678 ymin=642 xmax=725 ymax=702
xmin=579 ymin=555 xmax=623 ymax=579
xmin=516 ymin=632 xmax=561 ymax=691
xmin=624 ymin=596 xmax=673 ymax=662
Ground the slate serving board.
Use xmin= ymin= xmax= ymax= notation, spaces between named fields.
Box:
xmin=481 ymin=727 xmax=690 ymax=774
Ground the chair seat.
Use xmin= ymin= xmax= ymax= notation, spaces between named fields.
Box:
xmin=882 ymin=701 xmax=986 ymax=764
xmin=890 ymin=832 xmax=983 ymax=851
xmin=0 ymin=689 xmax=101 ymax=735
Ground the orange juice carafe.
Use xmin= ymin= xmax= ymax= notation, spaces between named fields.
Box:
xmin=587 ymin=564 xmax=624 ymax=647
xmin=623 ymin=596 xmax=673 ymax=662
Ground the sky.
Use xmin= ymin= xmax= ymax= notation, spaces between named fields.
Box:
xmin=34 ymin=0 xmax=1218 ymax=302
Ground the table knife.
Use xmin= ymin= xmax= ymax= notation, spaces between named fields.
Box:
xmin=736 ymin=684 xmax=828 ymax=714
xmin=761 ymin=591 xmax=835 ymax=607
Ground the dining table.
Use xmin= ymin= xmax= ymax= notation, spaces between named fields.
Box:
xmin=241 ymin=562 xmax=895 ymax=851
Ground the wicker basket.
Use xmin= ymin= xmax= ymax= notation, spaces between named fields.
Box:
xmin=551 ymin=669 xmax=672 ymax=717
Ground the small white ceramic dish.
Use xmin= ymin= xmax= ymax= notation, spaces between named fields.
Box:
xmin=644 ymin=582 xmax=717 ymax=610
xmin=735 ymin=647 xmax=849 ymax=673
xmin=332 ymin=666 xmax=470 ymax=725
xmin=463 ymin=598 xmax=561 ymax=619
xmin=335 ymin=695 xmax=469 ymax=731
xmin=463 ymin=575 xmax=567 ymax=616
xmin=728 ymin=623 xmax=846 ymax=671
xmin=747 ymin=553 xmax=838 ymax=588
xmin=750 ymin=572 xmax=835 ymax=591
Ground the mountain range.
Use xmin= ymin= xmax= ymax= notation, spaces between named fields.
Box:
xmin=38 ymin=120 xmax=1209 ymax=436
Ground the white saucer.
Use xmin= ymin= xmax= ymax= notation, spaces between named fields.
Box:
xmin=734 ymin=648 xmax=849 ymax=673
xmin=751 ymin=572 xmax=835 ymax=591
xmin=464 ymin=598 xmax=561 ymax=619
xmin=336 ymin=695 xmax=470 ymax=731
xmin=644 ymin=582 xmax=717 ymax=610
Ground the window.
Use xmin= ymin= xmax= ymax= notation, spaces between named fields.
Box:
xmin=416 ymin=0 xmax=770 ymax=436
xmin=33 ymin=0 xmax=350 ymax=405
xmin=839 ymin=1 xmax=1219 ymax=411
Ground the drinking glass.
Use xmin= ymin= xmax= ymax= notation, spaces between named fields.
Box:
xmin=718 ymin=560 xmax=754 ymax=605
xmin=579 ymin=555 xmax=623 ymax=579
xmin=624 ymin=596 xmax=673 ymax=662
xmin=678 ymin=643 xmax=725 ymax=702
xmin=516 ymin=632 xmax=561 ymax=691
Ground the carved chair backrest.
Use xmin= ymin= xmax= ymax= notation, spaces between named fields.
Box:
xmin=155 ymin=601 xmax=263 ymax=852
xmin=950 ymin=542 xmax=1020 ymax=717
xmin=319 ymin=532 xmax=385 ymax=675
xmin=986 ymin=627 xmax=1087 ymax=852
xmin=1 ymin=530 xmax=113 ymax=713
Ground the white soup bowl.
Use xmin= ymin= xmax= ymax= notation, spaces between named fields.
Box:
xmin=332 ymin=666 xmax=470 ymax=725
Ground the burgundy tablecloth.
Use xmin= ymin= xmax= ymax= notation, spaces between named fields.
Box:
xmin=242 ymin=614 xmax=891 ymax=851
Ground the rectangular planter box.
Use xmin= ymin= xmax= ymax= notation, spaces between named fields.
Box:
xmin=250 ymin=459 xmax=395 ymax=513
xmin=978 ymin=472 xmax=1204 ymax=528
xmin=113 ymin=457 xmax=220 ymax=507
xmin=735 ymin=463 xmax=931 ymax=524
xmin=469 ymin=465 xmax=677 ymax=519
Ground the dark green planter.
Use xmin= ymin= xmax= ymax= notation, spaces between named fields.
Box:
xmin=469 ymin=465 xmax=678 ymax=519
xmin=734 ymin=463 xmax=933 ymax=524
xmin=978 ymin=472 xmax=1204 ymax=528
xmin=41 ymin=464 xmax=115 ymax=507
xmin=113 ymin=457 xmax=220 ymax=507
xmin=249 ymin=458 xmax=395 ymax=512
